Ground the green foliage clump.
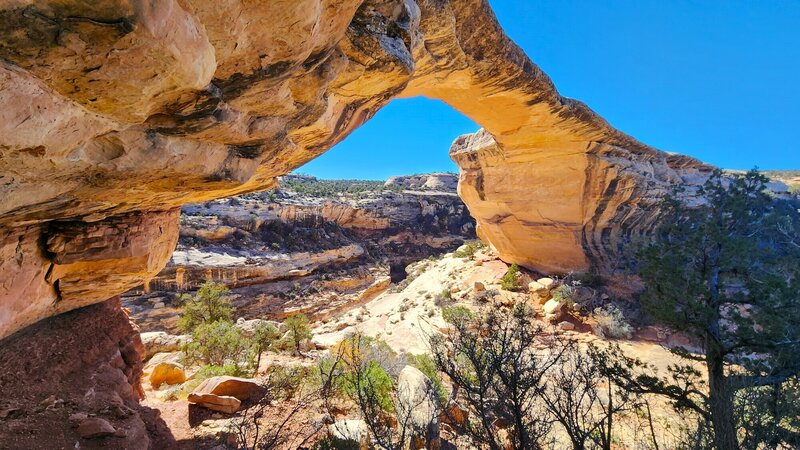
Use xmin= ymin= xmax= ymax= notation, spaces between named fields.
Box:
xmin=551 ymin=284 xmax=576 ymax=306
xmin=592 ymin=304 xmax=632 ymax=339
xmin=182 ymin=321 xmax=253 ymax=373
xmin=453 ymin=240 xmax=485 ymax=258
xmin=195 ymin=364 xmax=250 ymax=380
xmin=282 ymin=314 xmax=312 ymax=356
xmin=442 ymin=305 xmax=474 ymax=326
xmin=178 ymin=281 xmax=234 ymax=332
xmin=500 ymin=263 xmax=522 ymax=291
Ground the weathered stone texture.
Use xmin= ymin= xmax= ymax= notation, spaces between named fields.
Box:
xmin=0 ymin=0 xmax=711 ymax=338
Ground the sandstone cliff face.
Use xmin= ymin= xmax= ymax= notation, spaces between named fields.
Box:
xmin=123 ymin=178 xmax=475 ymax=331
xmin=449 ymin=130 xmax=711 ymax=274
xmin=1 ymin=0 xmax=710 ymax=338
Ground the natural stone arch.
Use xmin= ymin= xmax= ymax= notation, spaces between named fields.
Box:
xmin=0 ymin=0 xmax=710 ymax=340
xmin=401 ymin=0 xmax=710 ymax=273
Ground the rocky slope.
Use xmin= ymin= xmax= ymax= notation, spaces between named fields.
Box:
xmin=0 ymin=0 xmax=718 ymax=342
xmin=123 ymin=174 xmax=475 ymax=332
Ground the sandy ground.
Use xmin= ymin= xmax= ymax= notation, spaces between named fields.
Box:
xmin=140 ymin=247 xmax=703 ymax=449
xmin=313 ymin=252 xmax=510 ymax=354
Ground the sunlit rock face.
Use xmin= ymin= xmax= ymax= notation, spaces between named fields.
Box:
xmin=449 ymin=130 xmax=710 ymax=274
xmin=0 ymin=0 xmax=710 ymax=338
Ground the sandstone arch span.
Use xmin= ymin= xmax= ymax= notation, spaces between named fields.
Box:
xmin=0 ymin=0 xmax=710 ymax=340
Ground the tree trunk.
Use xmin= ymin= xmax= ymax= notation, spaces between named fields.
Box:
xmin=707 ymin=354 xmax=738 ymax=450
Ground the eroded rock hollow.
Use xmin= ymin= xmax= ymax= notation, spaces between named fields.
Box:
xmin=0 ymin=0 xmax=710 ymax=341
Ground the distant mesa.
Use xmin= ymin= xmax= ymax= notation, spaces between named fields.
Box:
xmin=384 ymin=173 xmax=459 ymax=192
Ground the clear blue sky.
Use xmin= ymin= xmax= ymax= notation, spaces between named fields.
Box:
xmin=300 ymin=0 xmax=800 ymax=180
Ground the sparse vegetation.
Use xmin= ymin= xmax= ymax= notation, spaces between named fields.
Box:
xmin=441 ymin=305 xmax=474 ymax=325
xmin=500 ymin=263 xmax=522 ymax=291
xmin=278 ymin=174 xmax=403 ymax=198
xmin=317 ymin=334 xmax=439 ymax=450
xmin=433 ymin=288 xmax=452 ymax=307
xmin=453 ymin=240 xmax=485 ymax=258
xmin=177 ymin=281 xmax=234 ymax=332
xmin=430 ymin=301 xmax=644 ymax=450
xmin=282 ymin=313 xmax=312 ymax=356
xmin=591 ymin=303 xmax=633 ymax=339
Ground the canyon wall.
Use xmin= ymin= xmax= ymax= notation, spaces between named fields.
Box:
xmin=0 ymin=0 xmax=711 ymax=340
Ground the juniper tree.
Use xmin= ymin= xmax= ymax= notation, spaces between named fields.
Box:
xmin=637 ymin=169 xmax=800 ymax=449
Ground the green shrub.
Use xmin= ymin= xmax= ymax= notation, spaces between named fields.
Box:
xmin=592 ymin=304 xmax=633 ymax=339
xmin=195 ymin=364 xmax=249 ymax=380
xmin=265 ymin=364 xmax=309 ymax=400
xmin=500 ymin=263 xmax=522 ymax=291
xmin=453 ymin=240 xmax=485 ymax=258
xmin=283 ymin=314 xmax=312 ymax=355
xmin=442 ymin=305 xmax=474 ymax=326
xmin=183 ymin=321 xmax=254 ymax=373
xmin=252 ymin=322 xmax=281 ymax=368
xmin=434 ymin=288 xmax=453 ymax=307
xmin=551 ymin=284 xmax=576 ymax=306
xmin=178 ymin=281 xmax=234 ymax=332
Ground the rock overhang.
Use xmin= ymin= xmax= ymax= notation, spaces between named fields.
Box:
xmin=0 ymin=0 xmax=713 ymax=339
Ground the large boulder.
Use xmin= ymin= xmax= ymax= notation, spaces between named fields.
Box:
xmin=187 ymin=393 xmax=241 ymax=414
xmin=396 ymin=366 xmax=440 ymax=449
xmin=144 ymin=352 xmax=186 ymax=389
xmin=140 ymin=332 xmax=188 ymax=360
xmin=188 ymin=376 xmax=265 ymax=413
xmin=328 ymin=419 xmax=369 ymax=448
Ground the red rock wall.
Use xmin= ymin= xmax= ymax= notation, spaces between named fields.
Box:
xmin=0 ymin=298 xmax=156 ymax=449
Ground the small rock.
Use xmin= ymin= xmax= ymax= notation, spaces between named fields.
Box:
xmin=69 ymin=412 xmax=89 ymax=426
xmin=537 ymin=277 xmax=556 ymax=289
xmin=557 ymin=321 xmax=575 ymax=331
xmin=543 ymin=299 xmax=563 ymax=315
xmin=473 ymin=281 xmax=486 ymax=293
xmin=78 ymin=417 xmax=116 ymax=439
xmin=153 ymin=302 xmax=165 ymax=309
xmin=528 ymin=281 xmax=546 ymax=292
